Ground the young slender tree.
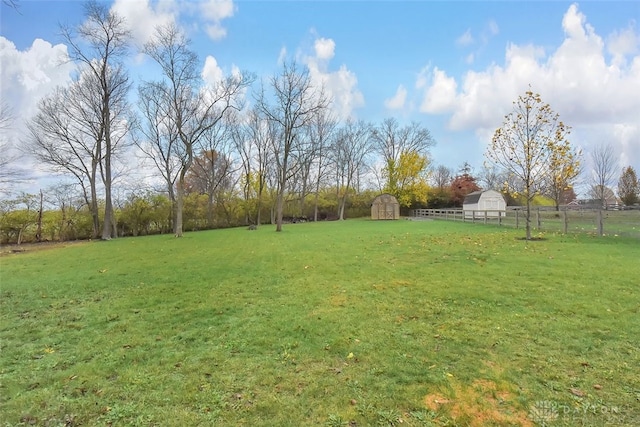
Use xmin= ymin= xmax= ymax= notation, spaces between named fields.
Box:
xmin=617 ymin=166 xmax=639 ymax=206
xmin=589 ymin=144 xmax=618 ymax=208
xmin=255 ymin=61 xmax=329 ymax=232
xmin=485 ymin=89 xmax=572 ymax=240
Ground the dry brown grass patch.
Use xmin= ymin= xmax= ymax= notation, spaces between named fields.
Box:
xmin=425 ymin=378 xmax=533 ymax=426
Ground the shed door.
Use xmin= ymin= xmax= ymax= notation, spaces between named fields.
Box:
xmin=384 ymin=203 xmax=395 ymax=219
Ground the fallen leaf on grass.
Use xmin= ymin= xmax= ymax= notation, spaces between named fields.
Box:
xmin=570 ymin=388 xmax=586 ymax=397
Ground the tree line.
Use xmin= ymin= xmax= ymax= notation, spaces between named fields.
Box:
xmin=1 ymin=3 xmax=638 ymax=244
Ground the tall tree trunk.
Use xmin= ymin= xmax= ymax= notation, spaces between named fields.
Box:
xmin=36 ymin=190 xmax=43 ymax=242
xmin=175 ymin=179 xmax=185 ymax=237
xmin=90 ymin=179 xmax=100 ymax=239
xmin=276 ymin=190 xmax=284 ymax=232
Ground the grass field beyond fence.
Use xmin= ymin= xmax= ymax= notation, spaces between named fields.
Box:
xmin=1 ymin=219 xmax=639 ymax=426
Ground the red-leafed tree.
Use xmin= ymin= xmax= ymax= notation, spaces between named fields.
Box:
xmin=449 ymin=167 xmax=481 ymax=207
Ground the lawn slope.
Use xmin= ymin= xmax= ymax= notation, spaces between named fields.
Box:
xmin=1 ymin=219 xmax=638 ymax=426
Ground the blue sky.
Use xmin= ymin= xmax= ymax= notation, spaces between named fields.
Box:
xmin=1 ymin=1 xmax=639 ymax=195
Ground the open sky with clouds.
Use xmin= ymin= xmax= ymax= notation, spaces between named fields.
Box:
xmin=1 ymin=0 xmax=639 ymax=196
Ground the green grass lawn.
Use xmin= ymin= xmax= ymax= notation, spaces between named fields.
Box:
xmin=1 ymin=219 xmax=638 ymax=426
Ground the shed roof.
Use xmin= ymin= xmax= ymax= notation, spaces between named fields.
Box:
xmin=463 ymin=191 xmax=483 ymax=205
xmin=372 ymin=193 xmax=399 ymax=205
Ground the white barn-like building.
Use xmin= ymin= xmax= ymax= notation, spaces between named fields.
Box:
xmin=463 ymin=190 xmax=506 ymax=218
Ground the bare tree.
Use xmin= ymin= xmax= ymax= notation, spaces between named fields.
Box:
xmin=0 ymin=102 xmax=27 ymax=191
xmin=332 ymin=120 xmax=373 ymax=220
xmin=134 ymin=82 xmax=181 ymax=229
xmin=26 ymin=79 xmax=102 ymax=237
xmin=308 ymin=110 xmax=337 ymax=222
xmin=589 ymin=144 xmax=618 ymax=208
xmin=371 ymin=118 xmax=435 ymax=200
xmin=431 ymin=165 xmax=453 ymax=190
xmin=60 ymin=1 xmax=132 ymax=240
xmin=142 ymin=23 xmax=251 ymax=237
xmin=185 ymin=119 xmax=236 ymax=227
xmin=233 ymin=108 xmax=275 ymax=227
xmin=255 ymin=61 xmax=329 ymax=231
xmin=478 ymin=164 xmax=513 ymax=191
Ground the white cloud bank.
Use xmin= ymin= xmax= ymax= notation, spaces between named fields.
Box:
xmin=111 ymin=0 xmax=235 ymax=46
xmin=0 ymin=37 xmax=74 ymax=121
xmin=0 ymin=37 xmax=76 ymax=194
xmin=419 ymin=3 xmax=640 ymax=172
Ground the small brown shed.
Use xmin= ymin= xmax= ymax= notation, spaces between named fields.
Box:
xmin=371 ymin=193 xmax=400 ymax=220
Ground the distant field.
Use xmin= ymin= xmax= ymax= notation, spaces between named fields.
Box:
xmin=1 ymin=219 xmax=638 ymax=426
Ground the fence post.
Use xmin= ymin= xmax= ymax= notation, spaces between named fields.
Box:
xmin=563 ymin=209 xmax=568 ymax=234
xmin=515 ymin=210 xmax=519 ymax=229
xmin=598 ymin=209 xmax=604 ymax=236
xmin=536 ymin=208 xmax=541 ymax=229
xmin=484 ymin=210 xmax=487 ymax=224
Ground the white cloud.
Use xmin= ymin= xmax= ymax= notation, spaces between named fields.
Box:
xmin=277 ymin=46 xmax=288 ymax=65
xmin=384 ymin=85 xmax=407 ymax=110
xmin=314 ymin=37 xmax=335 ymax=61
xmin=420 ymin=68 xmax=457 ymax=114
xmin=607 ymin=23 xmax=639 ymax=67
xmin=303 ymin=36 xmax=364 ymax=120
xmin=111 ymin=0 xmax=177 ymax=47
xmin=202 ymin=55 xmax=224 ymax=84
xmin=0 ymin=37 xmax=76 ymax=195
xmin=456 ymin=29 xmax=474 ymax=47
xmin=0 ymin=37 xmax=74 ymax=124
xmin=418 ymin=3 xmax=640 ymax=173
xmin=487 ymin=20 xmax=499 ymax=36
xmin=200 ymin=0 xmax=235 ymax=41
xmin=200 ymin=0 xmax=235 ymax=21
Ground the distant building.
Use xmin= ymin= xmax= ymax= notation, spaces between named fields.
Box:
xmin=463 ymin=190 xmax=506 ymax=218
xmin=371 ymin=193 xmax=400 ymax=220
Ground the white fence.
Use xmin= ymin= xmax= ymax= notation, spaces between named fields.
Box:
xmin=412 ymin=208 xmax=640 ymax=238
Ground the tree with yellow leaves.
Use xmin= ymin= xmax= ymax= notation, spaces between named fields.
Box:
xmin=485 ymin=89 xmax=575 ymax=240
xmin=383 ymin=150 xmax=431 ymax=208
xmin=547 ymin=140 xmax=582 ymax=211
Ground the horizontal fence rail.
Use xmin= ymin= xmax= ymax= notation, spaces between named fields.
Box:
xmin=412 ymin=208 xmax=640 ymax=238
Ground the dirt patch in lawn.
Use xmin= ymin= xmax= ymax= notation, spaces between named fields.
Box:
xmin=0 ymin=240 xmax=88 ymax=256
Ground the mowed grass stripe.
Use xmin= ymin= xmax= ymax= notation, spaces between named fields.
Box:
xmin=1 ymin=219 xmax=638 ymax=426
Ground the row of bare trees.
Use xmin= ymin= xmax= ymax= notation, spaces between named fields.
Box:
xmin=16 ymin=2 xmax=435 ymax=238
